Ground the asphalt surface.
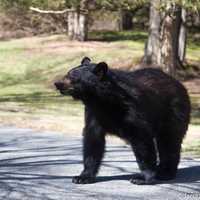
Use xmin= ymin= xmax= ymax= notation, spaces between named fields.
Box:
xmin=0 ymin=126 xmax=200 ymax=200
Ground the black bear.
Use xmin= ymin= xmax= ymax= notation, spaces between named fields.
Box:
xmin=55 ymin=57 xmax=191 ymax=185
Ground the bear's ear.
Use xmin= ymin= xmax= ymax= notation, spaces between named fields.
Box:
xmin=93 ymin=62 xmax=108 ymax=79
xmin=81 ymin=57 xmax=91 ymax=65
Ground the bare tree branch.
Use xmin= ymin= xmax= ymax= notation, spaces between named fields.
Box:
xmin=29 ymin=7 xmax=88 ymax=14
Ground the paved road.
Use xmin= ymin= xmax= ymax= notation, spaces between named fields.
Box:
xmin=0 ymin=126 xmax=200 ymax=200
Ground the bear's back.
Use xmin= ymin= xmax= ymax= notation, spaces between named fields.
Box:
xmin=115 ymin=68 xmax=186 ymax=97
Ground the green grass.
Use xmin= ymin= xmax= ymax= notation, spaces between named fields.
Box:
xmin=0 ymin=32 xmax=146 ymax=97
xmin=89 ymin=30 xmax=148 ymax=42
xmin=183 ymin=140 xmax=200 ymax=157
xmin=0 ymin=31 xmax=199 ymax=154
xmin=190 ymin=95 xmax=200 ymax=125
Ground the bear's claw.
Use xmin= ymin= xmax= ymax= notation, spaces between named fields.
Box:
xmin=72 ymin=176 xmax=95 ymax=184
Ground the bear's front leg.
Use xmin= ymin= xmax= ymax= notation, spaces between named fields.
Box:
xmin=72 ymin=116 xmax=105 ymax=184
xmin=130 ymin=133 xmax=157 ymax=185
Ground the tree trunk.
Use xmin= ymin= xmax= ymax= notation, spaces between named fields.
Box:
xmin=67 ymin=10 xmax=88 ymax=41
xmin=160 ymin=4 xmax=182 ymax=76
xmin=68 ymin=11 xmax=74 ymax=40
xmin=67 ymin=0 xmax=89 ymax=41
xmin=142 ymin=1 xmax=186 ymax=76
xmin=178 ymin=8 xmax=187 ymax=62
xmin=142 ymin=0 xmax=161 ymax=65
xmin=121 ymin=10 xmax=133 ymax=30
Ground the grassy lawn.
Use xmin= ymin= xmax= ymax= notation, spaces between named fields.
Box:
xmin=0 ymin=31 xmax=199 ymax=155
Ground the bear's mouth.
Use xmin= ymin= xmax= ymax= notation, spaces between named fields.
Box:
xmin=59 ymin=87 xmax=74 ymax=95
xmin=55 ymin=79 xmax=82 ymax=100
xmin=55 ymin=78 xmax=75 ymax=95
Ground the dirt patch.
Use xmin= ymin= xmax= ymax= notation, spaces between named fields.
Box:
xmin=0 ymin=113 xmax=84 ymax=136
xmin=183 ymin=78 xmax=200 ymax=94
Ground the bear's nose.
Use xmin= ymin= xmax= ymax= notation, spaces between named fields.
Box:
xmin=54 ymin=81 xmax=64 ymax=90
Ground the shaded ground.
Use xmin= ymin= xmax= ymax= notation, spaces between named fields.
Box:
xmin=0 ymin=126 xmax=200 ymax=200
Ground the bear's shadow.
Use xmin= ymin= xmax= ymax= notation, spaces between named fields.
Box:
xmin=96 ymin=165 xmax=200 ymax=184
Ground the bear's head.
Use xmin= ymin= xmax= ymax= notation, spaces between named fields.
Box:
xmin=54 ymin=57 xmax=110 ymax=100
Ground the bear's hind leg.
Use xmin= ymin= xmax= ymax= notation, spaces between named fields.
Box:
xmin=156 ymin=92 xmax=190 ymax=180
xmin=130 ymin=131 xmax=157 ymax=185
xmin=156 ymin=129 xmax=184 ymax=181
xmin=156 ymin=96 xmax=190 ymax=181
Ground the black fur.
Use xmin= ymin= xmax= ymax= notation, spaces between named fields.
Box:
xmin=55 ymin=57 xmax=191 ymax=185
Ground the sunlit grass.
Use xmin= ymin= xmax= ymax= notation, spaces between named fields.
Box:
xmin=183 ymin=141 xmax=200 ymax=157
xmin=0 ymin=32 xmax=146 ymax=97
xmin=190 ymin=94 xmax=200 ymax=125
